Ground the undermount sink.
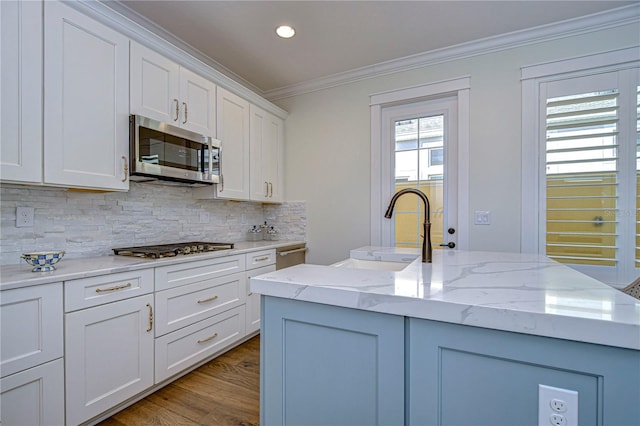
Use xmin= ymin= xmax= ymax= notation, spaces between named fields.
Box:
xmin=331 ymin=258 xmax=410 ymax=271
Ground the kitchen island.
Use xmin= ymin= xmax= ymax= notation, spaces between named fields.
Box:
xmin=251 ymin=247 xmax=640 ymax=425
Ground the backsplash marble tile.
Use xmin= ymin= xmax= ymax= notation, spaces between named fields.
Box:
xmin=0 ymin=183 xmax=306 ymax=265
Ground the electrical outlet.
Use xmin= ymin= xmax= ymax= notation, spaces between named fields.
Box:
xmin=199 ymin=212 xmax=210 ymax=224
xmin=16 ymin=207 xmax=34 ymax=228
xmin=539 ymin=385 xmax=578 ymax=426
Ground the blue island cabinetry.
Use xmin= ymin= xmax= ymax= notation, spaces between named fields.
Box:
xmin=261 ymin=296 xmax=640 ymax=426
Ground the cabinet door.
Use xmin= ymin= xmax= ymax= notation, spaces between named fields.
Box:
xmin=180 ymin=67 xmax=216 ymax=136
xmin=130 ymin=41 xmax=180 ymax=125
xmin=261 ymin=296 xmax=405 ymax=425
xmin=44 ymin=1 xmax=130 ymax=191
xmin=0 ymin=359 xmax=64 ymax=426
xmin=216 ymin=87 xmax=250 ymax=200
xmin=0 ymin=0 xmax=42 ymax=183
xmin=65 ymin=294 xmax=154 ymax=425
xmin=250 ymin=105 xmax=284 ymax=202
xmin=245 ymin=264 xmax=275 ymax=334
xmin=408 ymin=318 xmax=640 ymax=426
xmin=1 ymin=283 xmax=63 ymax=378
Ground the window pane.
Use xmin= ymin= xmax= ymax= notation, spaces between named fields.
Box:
xmin=394 ymin=114 xmax=445 ymax=248
xmin=545 ymin=90 xmax=619 ymax=267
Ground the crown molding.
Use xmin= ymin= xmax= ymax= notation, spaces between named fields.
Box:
xmin=264 ymin=3 xmax=640 ymax=101
xmin=72 ymin=0 xmax=288 ymax=119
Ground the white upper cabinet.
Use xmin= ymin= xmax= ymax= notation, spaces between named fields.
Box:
xmin=44 ymin=1 xmax=130 ymax=191
xmin=213 ymin=87 xmax=251 ymax=200
xmin=130 ymin=41 xmax=216 ymax=137
xmin=0 ymin=0 xmax=43 ymax=183
xmin=250 ymin=105 xmax=284 ymax=203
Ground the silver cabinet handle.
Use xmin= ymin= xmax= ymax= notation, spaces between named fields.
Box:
xmin=279 ymin=247 xmax=307 ymax=256
xmin=269 ymin=182 xmax=273 ymax=197
xmin=96 ymin=282 xmax=132 ymax=293
xmin=197 ymin=332 xmax=218 ymax=344
xmin=264 ymin=181 xmax=269 ymax=197
xmin=173 ymin=99 xmax=179 ymax=121
xmin=182 ymin=102 xmax=188 ymax=124
xmin=121 ymin=156 xmax=128 ymax=182
xmin=197 ymin=295 xmax=218 ymax=304
xmin=146 ymin=303 xmax=153 ymax=332
xmin=254 ymin=256 xmax=270 ymax=262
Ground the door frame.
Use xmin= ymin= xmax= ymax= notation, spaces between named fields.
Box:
xmin=370 ymin=76 xmax=470 ymax=249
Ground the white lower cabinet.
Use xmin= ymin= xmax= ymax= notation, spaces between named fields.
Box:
xmin=245 ymin=249 xmax=276 ymax=334
xmin=55 ymin=249 xmax=276 ymax=423
xmin=0 ymin=283 xmax=64 ymax=426
xmin=0 ymin=359 xmax=65 ymax=426
xmin=246 ymin=264 xmax=275 ymax=334
xmin=65 ymin=294 xmax=154 ymax=425
xmin=154 ymin=254 xmax=248 ymax=382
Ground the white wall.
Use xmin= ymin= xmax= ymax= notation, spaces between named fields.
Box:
xmin=275 ymin=22 xmax=639 ymax=265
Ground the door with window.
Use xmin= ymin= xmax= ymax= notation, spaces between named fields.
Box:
xmin=381 ymin=97 xmax=458 ymax=250
xmin=539 ymin=69 xmax=639 ymax=284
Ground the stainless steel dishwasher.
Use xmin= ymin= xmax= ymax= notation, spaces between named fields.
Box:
xmin=276 ymin=243 xmax=307 ymax=270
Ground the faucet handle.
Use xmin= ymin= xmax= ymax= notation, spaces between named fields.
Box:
xmin=439 ymin=242 xmax=456 ymax=249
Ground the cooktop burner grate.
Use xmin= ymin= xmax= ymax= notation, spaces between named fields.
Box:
xmin=112 ymin=242 xmax=234 ymax=259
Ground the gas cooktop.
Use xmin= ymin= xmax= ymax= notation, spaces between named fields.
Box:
xmin=112 ymin=242 xmax=234 ymax=259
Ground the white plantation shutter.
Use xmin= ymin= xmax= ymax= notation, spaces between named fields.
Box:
xmin=539 ymin=70 xmax=639 ymax=284
xmin=545 ymin=89 xmax=619 ymax=266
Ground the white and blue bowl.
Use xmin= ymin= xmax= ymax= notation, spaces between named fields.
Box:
xmin=21 ymin=251 xmax=65 ymax=272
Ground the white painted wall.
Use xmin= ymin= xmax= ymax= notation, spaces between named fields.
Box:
xmin=275 ymin=23 xmax=639 ymax=266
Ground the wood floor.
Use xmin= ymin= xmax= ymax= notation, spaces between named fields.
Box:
xmin=98 ymin=336 xmax=260 ymax=426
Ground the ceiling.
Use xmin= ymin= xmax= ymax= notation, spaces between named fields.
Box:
xmin=115 ymin=1 xmax=636 ymax=95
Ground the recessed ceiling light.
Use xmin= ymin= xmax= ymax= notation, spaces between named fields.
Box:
xmin=276 ymin=25 xmax=295 ymax=39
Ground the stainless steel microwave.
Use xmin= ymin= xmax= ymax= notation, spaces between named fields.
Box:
xmin=129 ymin=115 xmax=220 ymax=185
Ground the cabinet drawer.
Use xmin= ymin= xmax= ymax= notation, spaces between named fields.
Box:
xmin=155 ymin=305 xmax=245 ymax=383
xmin=155 ymin=254 xmax=245 ymax=291
xmin=155 ymin=271 xmax=245 ymax=336
xmin=0 ymin=358 xmax=65 ymax=426
xmin=247 ymin=249 xmax=275 ymax=270
xmin=65 ymin=268 xmax=154 ymax=312
xmin=1 ymin=283 xmax=63 ymax=377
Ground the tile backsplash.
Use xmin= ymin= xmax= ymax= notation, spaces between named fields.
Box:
xmin=0 ymin=182 xmax=306 ymax=265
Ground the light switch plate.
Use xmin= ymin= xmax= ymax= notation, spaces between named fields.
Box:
xmin=474 ymin=210 xmax=490 ymax=225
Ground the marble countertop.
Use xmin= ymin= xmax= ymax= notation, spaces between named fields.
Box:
xmin=250 ymin=246 xmax=640 ymax=350
xmin=0 ymin=240 xmax=304 ymax=290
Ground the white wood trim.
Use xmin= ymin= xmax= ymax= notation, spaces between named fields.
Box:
xmin=521 ymin=46 xmax=640 ymax=81
xmin=456 ymin=88 xmax=470 ymax=251
xmin=370 ymin=104 xmax=382 ymax=246
xmin=266 ymin=5 xmax=639 ymax=101
xmin=370 ymin=77 xmax=471 ymax=106
xmin=370 ymin=77 xmax=470 ymax=248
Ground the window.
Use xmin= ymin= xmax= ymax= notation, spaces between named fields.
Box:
xmin=393 ymin=114 xmax=445 ymax=248
xmin=521 ymin=48 xmax=639 ymax=286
